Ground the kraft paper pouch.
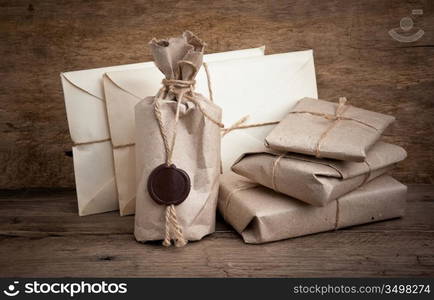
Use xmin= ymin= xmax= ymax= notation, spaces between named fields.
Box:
xmin=103 ymin=47 xmax=265 ymax=216
xmin=232 ymin=142 xmax=407 ymax=206
xmin=219 ymin=172 xmax=407 ymax=244
xmin=134 ymin=32 xmax=221 ymax=246
xmin=265 ymin=97 xmax=395 ymax=162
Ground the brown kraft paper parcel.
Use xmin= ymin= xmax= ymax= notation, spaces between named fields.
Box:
xmin=134 ymin=32 xmax=222 ymax=246
xmin=265 ymin=97 xmax=396 ymax=162
xmin=232 ymin=141 xmax=407 ymax=206
xmin=219 ymin=172 xmax=407 ymax=244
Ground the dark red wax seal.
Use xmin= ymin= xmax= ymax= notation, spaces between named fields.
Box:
xmin=147 ymin=164 xmax=191 ymax=205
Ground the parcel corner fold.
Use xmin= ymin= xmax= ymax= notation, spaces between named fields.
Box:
xmin=231 ymin=141 xmax=407 ymax=206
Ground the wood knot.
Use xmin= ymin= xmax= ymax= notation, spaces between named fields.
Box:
xmin=99 ymin=255 xmax=115 ymax=261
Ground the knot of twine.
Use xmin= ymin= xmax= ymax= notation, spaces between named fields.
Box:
xmin=288 ymin=97 xmax=378 ymax=158
xmin=153 ymin=62 xmax=224 ymax=247
xmin=162 ymin=78 xmax=196 ymax=94
xmin=313 ymin=97 xmax=348 ymax=158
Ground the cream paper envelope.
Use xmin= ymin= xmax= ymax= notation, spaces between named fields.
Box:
xmin=194 ymin=50 xmax=318 ymax=171
xmin=103 ymin=47 xmax=266 ymax=216
xmin=61 ymin=61 xmax=155 ymax=216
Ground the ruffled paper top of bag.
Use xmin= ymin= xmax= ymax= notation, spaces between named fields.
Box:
xmin=150 ymin=31 xmax=205 ymax=82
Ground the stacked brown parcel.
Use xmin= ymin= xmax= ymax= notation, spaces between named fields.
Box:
xmin=218 ymin=97 xmax=407 ymax=244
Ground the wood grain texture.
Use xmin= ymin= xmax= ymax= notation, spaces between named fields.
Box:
xmin=0 ymin=0 xmax=433 ymax=188
xmin=0 ymin=185 xmax=433 ymax=277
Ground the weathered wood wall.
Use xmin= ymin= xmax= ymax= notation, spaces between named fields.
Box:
xmin=0 ymin=0 xmax=433 ymax=188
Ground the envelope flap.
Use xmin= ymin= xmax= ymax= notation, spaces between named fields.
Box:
xmin=198 ymin=50 xmax=317 ymax=126
xmin=61 ymin=61 xmax=154 ymax=99
xmin=61 ymin=74 xmax=111 ymax=143
xmin=210 ymin=49 xmax=317 ymax=172
xmin=104 ymin=66 xmax=163 ymax=100
xmin=103 ymin=46 xmax=268 ymax=102
xmin=103 ymin=74 xmax=148 ymax=146
xmin=203 ymin=46 xmax=265 ymax=60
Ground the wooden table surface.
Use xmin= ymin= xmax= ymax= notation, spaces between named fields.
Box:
xmin=0 ymin=185 xmax=433 ymax=278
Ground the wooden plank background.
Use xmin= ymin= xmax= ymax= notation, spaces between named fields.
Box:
xmin=0 ymin=0 xmax=433 ymax=188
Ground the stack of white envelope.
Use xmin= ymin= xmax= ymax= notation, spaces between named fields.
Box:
xmin=61 ymin=46 xmax=318 ymax=216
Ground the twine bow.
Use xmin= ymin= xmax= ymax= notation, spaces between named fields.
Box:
xmin=153 ymin=61 xmax=223 ymax=247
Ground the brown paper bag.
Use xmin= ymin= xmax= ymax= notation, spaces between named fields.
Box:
xmin=232 ymin=141 xmax=406 ymax=206
xmin=265 ymin=97 xmax=395 ymax=162
xmin=134 ymin=32 xmax=222 ymax=246
xmin=219 ymin=172 xmax=407 ymax=244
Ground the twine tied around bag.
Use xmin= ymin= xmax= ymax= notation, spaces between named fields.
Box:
xmin=153 ymin=61 xmax=224 ymax=247
xmin=287 ymin=97 xmax=379 ymax=158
